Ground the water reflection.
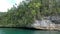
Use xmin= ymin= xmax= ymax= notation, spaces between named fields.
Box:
xmin=0 ymin=30 xmax=5 ymax=34
xmin=32 ymin=30 xmax=59 ymax=34
xmin=0 ymin=28 xmax=59 ymax=34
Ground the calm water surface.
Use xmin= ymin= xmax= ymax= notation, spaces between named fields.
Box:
xmin=0 ymin=28 xmax=59 ymax=34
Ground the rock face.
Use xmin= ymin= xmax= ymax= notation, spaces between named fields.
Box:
xmin=49 ymin=16 xmax=60 ymax=24
xmin=31 ymin=20 xmax=53 ymax=27
xmin=31 ymin=19 xmax=55 ymax=30
xmin=40 ymin=16 xmax=60 ymax=24
xmin=31 ymin=16 xmax=60 ymax=30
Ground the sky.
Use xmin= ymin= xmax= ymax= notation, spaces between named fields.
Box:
xmin=0 ymin=0 xmax=23 ymax=12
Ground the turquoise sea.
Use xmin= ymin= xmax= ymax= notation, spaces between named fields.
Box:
xmin=0 ymin=28 xmax=59 ymax=34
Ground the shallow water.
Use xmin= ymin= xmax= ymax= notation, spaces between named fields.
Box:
xmin=0 ymin=28 xmax=59 ymax=34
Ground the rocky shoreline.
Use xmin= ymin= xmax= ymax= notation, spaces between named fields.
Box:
xmin=0 ymin=27 xmax=59 ymax=31
xmin=0 ymin=16 xmax=60 ymax=31
xmin=30 ymin=16 xmax=60 ymax=31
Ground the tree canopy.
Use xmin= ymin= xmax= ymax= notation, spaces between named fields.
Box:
xmin=0 ymin=0 xmax=60 ymax=27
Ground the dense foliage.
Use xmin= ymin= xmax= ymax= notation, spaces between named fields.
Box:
xmin=0 ymin=0 xmax=60 ymax=27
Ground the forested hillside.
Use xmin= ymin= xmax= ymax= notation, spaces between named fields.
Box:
xmin=0 ymin=0 xmax=60 ymax=27
xmin=0 ymin=12 xmax=7 ymax=16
